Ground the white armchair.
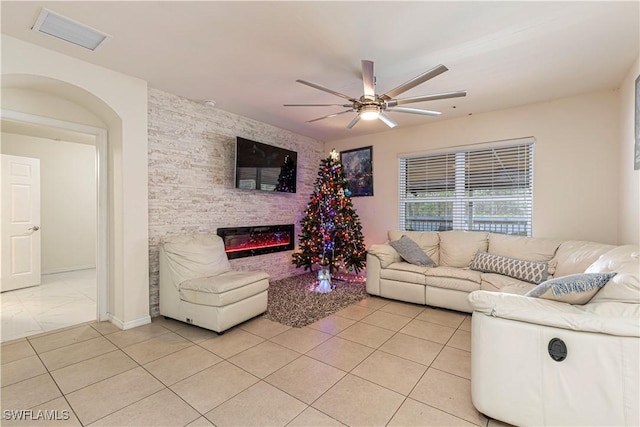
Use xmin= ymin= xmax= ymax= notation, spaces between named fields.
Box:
xmin=159 ymin=234 xmax=269 ymax=333
xmin=468 ymin=245 xmax=639 ymax=426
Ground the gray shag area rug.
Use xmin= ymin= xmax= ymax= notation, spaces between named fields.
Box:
xmin=263 ymin=272 xmax=368 ymax=328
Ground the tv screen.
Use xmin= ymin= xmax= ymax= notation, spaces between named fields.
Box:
xmin=235 ymin=137 xmax=297 ymax=193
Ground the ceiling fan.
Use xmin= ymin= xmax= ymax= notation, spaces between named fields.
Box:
xmin=284 ymin=60 xmax=467 ymax=129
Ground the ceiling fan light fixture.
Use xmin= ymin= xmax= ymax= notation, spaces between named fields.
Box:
xmin=360 ymin=105 xmax=380 ymax=121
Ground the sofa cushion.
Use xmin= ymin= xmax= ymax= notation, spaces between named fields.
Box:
xmin=425 ymin=277 xmax=481 ymax=293
xmin=438 ymin=231 xmax=488 ymax=268
xmin=480 ymin=272 xmax=536 ymax=293
xmin=552 ymin=240 xmax=616 ymax=278
xmin=425 ymin=266 xmax=482 ymax=292
xmin=585 ymin=245 xmax=640 ymax=304
xmin=488 ymin=233 xmax=561 ymax=262
xmin=380 ymin=262 xmax=428 ymax=284
xmin=389 ymin=236 xmax=436 ymax=267
xmin=388 ymin=231 xmax=440 ymax=264
xmin=525 ymin=272 xmax=617 ymax=305
xmin=368 ymin=244 xmax=402 ymax=268
xmin=499 ymin=283 xmax=537 ymax=295
xmin=470 ymin=251 xmax=550 ymax=284
xmin=588 ymin=273 xmax=640 ymax=305
xmin=162 ymin=234 xmax=232 ymax=287
xmin=180 ymin=270 xmax=269 ymax=307
xmin=425 ymin=266 xmax=482 ymax=283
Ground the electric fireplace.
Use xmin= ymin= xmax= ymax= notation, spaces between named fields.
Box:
xmin=217 ymin=224 xmax=295 ymax=259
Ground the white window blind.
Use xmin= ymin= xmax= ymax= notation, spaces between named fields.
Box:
xmin=399 ymin=139 xmax=534 ymax=236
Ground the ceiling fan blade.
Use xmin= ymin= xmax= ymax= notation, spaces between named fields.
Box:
xmin=378 ymin=112 xmax=398 ymax=128
xmin=386 ymin=106 xmax=441 ymax=116
xmin=307 ymin=110 xmax=354 ymax=123
xmin=362 ymin=60 xmax=375 ymax=98
xmin=284 ymin=103 xmax=353 ymax=107
xmin=296 ymin=80 xmax=356 ymax=102
xmin=346 ymin=115 xmax=361 ymax=129
xmin=386 ymin=90 xmax=467 ymax=107
xmin=380 ymin=64 xmax=448 ymax=101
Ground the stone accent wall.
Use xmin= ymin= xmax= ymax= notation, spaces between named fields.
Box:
xmin=148 ymin=87 xmax=324 ymax=317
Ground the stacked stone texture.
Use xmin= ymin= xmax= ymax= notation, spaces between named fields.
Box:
xmin=148 ymin=88 xmax=324 ymax=316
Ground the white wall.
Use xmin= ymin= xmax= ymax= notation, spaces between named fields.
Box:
xmin=618 ymin=58 xmax=640 ymax=244
xmin=1 ymin=133 xmax=97 ymax=273
xmin=2 ymin=35 xmax=150 ymax=329
xmin=329 ymin=90 xmax=622 ymax=246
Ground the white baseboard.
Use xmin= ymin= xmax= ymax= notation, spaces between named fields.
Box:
xmin=108 ymin=314 xmax=151 ymax=330
xmin=42 ymin=265 xmax=96 ymax=275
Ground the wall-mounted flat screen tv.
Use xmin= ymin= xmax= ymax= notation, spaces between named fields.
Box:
xmin=235 ymin=137 xmax=297 ymax=193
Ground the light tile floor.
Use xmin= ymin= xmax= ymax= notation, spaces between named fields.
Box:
xmin=0 ymin=296 xmax=511 ymax=427
xmin=1 ymin=270 xmax=97 ymax=343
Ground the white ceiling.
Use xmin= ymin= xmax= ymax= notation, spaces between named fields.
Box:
xmin=2 ymin=1 xmax=639 ymax=142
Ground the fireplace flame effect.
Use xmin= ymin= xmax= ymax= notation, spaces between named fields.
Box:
xmin=217 ymin=224 xmax=294 ymax=259
xmin=225 ymin=240 xmax=290 ymax=252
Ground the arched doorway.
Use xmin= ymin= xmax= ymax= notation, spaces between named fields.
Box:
xmin=3 ymin=36 xmax=151 ymax=334
xmin=1 ymin=76 xmax=112 ymax=341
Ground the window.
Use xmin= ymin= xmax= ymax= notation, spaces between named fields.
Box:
xmin=399 ymin=138 xmax=534 ymax=236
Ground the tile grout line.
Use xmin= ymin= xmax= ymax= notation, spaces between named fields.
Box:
xmin=23 ymin=336 xmax=85 ymax=426
xmin=22 ymin=322 xmax=172 ymax=426
xmin=388 ymin=318 xmax=481 ymax=426
xmin=62 ymin=321 xmax=208 ymax=425
xmin=177 ymin=321 xmax=308 ymax=419
xmin=3 ymin=296 xmax=486 ymax=427
xmin=200 ymin=305 xmax=378 ymax=425
xmin=62 ymin=324 xmax=200 ymax=426
xmin=346 ymin=299 xmax=478 ymax=426
xmin=280 ymin=300 xmax=434 ymax=426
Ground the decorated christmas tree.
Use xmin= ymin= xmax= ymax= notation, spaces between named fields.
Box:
xmin=292 ymin=150 xmax=367 ymax=281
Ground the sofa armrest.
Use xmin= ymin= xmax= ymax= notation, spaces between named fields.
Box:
xmin=468 ymin=290 xmax=639 ymax=337
xmin=365 ymin=253 xmax=382 ymax=296
xmin=367 ymin=244 xmax=401 ymax=268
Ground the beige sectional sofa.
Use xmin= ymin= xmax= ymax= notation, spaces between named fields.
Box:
xmin=366 ymin=230 xmax=616 ymax=312
xmin=367 ymin=230 xmax=639 ymax=426
xmin=469 ymin=244 xmax=639 ymax=426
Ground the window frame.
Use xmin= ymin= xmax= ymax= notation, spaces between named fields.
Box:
xmin=398 ymin=138 xmax=534 ymax=236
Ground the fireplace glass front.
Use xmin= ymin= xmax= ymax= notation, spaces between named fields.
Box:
xmin=217 ymin=224 xmax=295 ymax=259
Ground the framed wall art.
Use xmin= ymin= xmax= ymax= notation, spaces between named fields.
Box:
xmin=340 ymin=146 xmax=373 ymax=197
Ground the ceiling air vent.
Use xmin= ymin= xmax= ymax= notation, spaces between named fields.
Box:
xmin=32 ymin=8 xmax=110 ymax=51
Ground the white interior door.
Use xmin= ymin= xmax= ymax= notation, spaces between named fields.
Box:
xmin=1 ymin=154 xmax=41 ymax=292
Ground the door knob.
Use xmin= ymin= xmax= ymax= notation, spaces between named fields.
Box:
xmin=28 ymin=226 xmax=40 ymax=231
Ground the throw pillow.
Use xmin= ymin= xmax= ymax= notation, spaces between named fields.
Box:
xmin=525 ymin=272 xmax=617 ymax=305
xmin=469 ymin=251 xmax=550 ymax=284
xmin=389 ymin=235 xmax=436 ymax=267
